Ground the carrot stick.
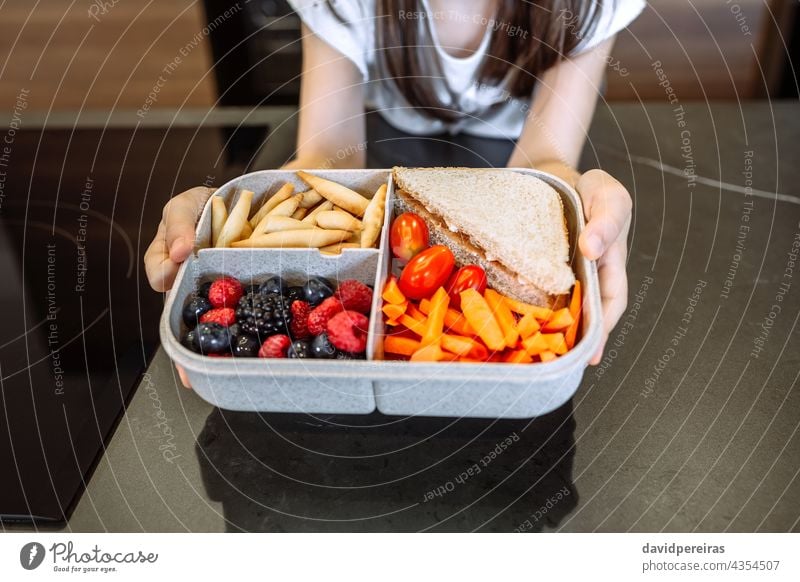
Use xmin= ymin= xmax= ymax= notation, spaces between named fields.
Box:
xmin=418 ymin=301 xmax=475 ymax=336
xmin=484 ymin=289 xmax=520 ymax=348
xmin=542 ymin=332 xmax=568 ymax=355
xmin=384 ymin=336 xmax=420 ymax=357
xmin=564 ymin=281 xmax=582 ymax=349
xmin=459 ymin=289 xmax=506 ymax=351
xmin=410 ymin=343 xmax=445 ymax=362
xmin=399 ymin=314 xmax=426 ymax=336
xmin=421 ymin=288 xmax=449 ymax=347
xmin=541 ymin=308 xmax=574 ymax=333
xmin=499 ymin=293 xmax=554 ymax=322
xmin=504 ymin=349 xmax=533 ymax=364
xmin=381 ymin=276 xmax=406 ymax=305
xmin=406 ymin=303 xmax=427 ymax=322
xmin=382 ymin=301 xmax=408 ymax=321
xmin=516 ymin=311 xmax=540 ymax=340
xmin=539 ymin=351 xmax=557 ymax=363
xmin=441 ymin=334 xmax=488 ymax=360
xmin=521 ymin=332 xmax=549 ymax=356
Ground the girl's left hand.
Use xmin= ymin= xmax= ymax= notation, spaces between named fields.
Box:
xmin=575 ymin=169 xmax=632 ymax=365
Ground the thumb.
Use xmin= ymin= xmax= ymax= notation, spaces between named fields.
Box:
xmin=164 ymin=187 xmax=214 ymax=262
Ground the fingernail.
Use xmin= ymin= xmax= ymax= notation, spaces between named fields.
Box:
xmin=585 ymin=233 xmax=603 ymax=257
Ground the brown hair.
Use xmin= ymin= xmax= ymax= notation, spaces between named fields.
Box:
xmin=375 ymin=0 xmax=606 ymax=121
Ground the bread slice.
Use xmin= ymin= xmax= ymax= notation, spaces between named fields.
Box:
xmin=392 ymin=167 xmax=575 ymax=306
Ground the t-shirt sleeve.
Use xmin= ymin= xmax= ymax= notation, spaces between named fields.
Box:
xmin=286 ymin=0 xmax=372 ymax=78
xmin=570 ymin=0 xmax=646 ymax=55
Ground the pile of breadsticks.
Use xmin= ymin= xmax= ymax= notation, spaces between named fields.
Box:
xmin=210 ymin=171 xmax=387 ymax=254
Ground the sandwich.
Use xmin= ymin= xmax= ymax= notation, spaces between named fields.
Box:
xmin=392 ymin=167 xmax=575 ymax=307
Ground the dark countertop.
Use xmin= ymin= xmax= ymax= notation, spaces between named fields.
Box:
xmin=15 ymin=102 xmax=800 ymax=532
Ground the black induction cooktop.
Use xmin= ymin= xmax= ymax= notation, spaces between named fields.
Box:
xmin=0 ymin=118 xmax=246 ymax=523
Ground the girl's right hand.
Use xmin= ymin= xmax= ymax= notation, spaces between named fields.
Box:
xmin=144 ymin=186 xmax=214 ymax=292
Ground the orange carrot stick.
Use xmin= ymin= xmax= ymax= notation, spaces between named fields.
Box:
xmin=381 ymin=276 xmax=406 ymax=305
xmin=441 ymin=334 xmax=488 ymax=359
xmin=399 ymin=314 xmax=426 ymax=336
xmin=564 ymin=281 xmax=582 ymax=349
xmin=410 ymin=343 xmax=445 ymax=362
xmin=484 ymin=289 xmax=520 ymax=348
xmin=503 ymin=349 xmax=533 ymax=364
xmin=515 ymin=311 xmax=540 ymax=340
xmin=539 ymin=350 xmax=557 ymax=363
xmin=499 ymin=294 xmax=554 ymax=322
xmin=542 ymin=332 xmax=568 ymax=355
xmin=384 ymin=336 xmax=420 ymax=357
xmin=521 ymin=332 xmax=549 ymax=356
xmin=459 ymin=289 xmax=506 ymax=351
xmin=541 ymin=308 xmax=574 ymax=333
xmin=382 ymin=301 xmax=408 ymax=321
xmin=421 ymin=287 xmax=449 ymax=348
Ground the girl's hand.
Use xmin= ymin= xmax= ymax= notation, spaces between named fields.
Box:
xmin=575 ymin=169 xmax=632 ymax=365
xmin=144 ymin=186 xmax=215 ymax=292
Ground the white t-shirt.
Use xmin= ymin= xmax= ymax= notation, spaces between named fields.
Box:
xmin=287 ymin=0 xmax=645 ymax=138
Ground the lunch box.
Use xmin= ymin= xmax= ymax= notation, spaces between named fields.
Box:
xmin=160 ymin=168 xmax=602 ymax=418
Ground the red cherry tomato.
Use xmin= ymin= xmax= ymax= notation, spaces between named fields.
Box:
xmin=445 ymin=265 xmax=488 ymax=309
xmin=390 ymin=212 xmax=430 ymax=261
xmin=397 ymin=245 xmax=455 ymax=300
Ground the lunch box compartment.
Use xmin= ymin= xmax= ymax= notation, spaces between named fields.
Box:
xmin=159 ymin=168 xmax=601 ymax=418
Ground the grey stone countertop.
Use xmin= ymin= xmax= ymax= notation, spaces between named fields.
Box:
xmin=22 ymin=102 xmax=800 ymax=532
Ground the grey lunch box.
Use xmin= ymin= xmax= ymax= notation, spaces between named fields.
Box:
xmin=160 ymin=168 xmax=602 ymax=418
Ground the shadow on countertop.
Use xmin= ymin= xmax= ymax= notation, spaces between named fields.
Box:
xmin=195 ymin=401 xmax=577 ymax=532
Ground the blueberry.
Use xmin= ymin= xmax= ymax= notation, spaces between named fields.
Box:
xmin=335 ymin=350 xmax=364 ymax=360
xmin=302 ymin=276 xmax=334 ymax=306
xmin=259 ymin=275 xmax=288 ymax=296
xmin=288 ymin=340 xmax=311 ymax=359
xmin=195 ymin=323 xmax=231 ymax=354
xmin=183 ymin=296 xmax=212 ymax=327
xmin=310 ymin=333 xmax=337 ymax=359
xmin=182 ymin=329 xmax=200 ymax=353
xmin=286 ymin=286 xmax=305 ymax=304
xmin=231 ymin=333 xmax=260 ymax=357
xmin=197 ymin=281 xmax=212 ymax=299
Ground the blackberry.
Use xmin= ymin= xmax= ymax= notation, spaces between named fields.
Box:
xmin=335 ymin=350 xmax=365 ymax=360
xmin=235 ymin=292 xmax=292 ymax=338
xmin=310 ymin=332 xmax=337 ymax=359
xmin=302 ymin=276 xmax=334 ymax=306
xmin=183 ymin=296 xmax=212 ymax=327
xmin=288 ymin=340 xmax=311 ymax=359
xmin=259 ymin=274 xmax=288 ymax=296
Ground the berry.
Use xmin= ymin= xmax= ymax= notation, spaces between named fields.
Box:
xmin=326 ymin=310 xmax=369 ymax=354
xmin=182 ymin=329 xmax=200 ymax=352
xmin=183 ymin=296 xmax=212 ymax=327
xmin=208 ymin=352 xmax=232 ymax=358
xmin=258 ymin=334 xmax=291 ymax=358
xmin=310 ymin=332 xmax=337 ymax=359
xmin=231 ymin=333 xmax=260 ymax=357
xmin=235 ymin=292 xmax=292 ymax=339
xmin=288 ymin=340 xmax=311 ymax=359
xmin=286 ymin=286 xmax=306 ymax=304
xmin=200 ymin=307 xmax=236 ymax=326
xmin=195 ymin=323 xmax=231 ymax=354
xmin=335 ymin=350 xmax=365 ymax=360
xmin=289 ymin=300 xmax=312 ymax=339
xmin=244 ymin=282 xmax=260 ymax=297
xmin=307 ymin=296 xmax=344 ymax=335
xmin=197 ymin=281 xmax=212 ymax=299
xmin=208 ymin=276 xmax=244 ymax=308
xmin=259 ymin=274 xmax=288 ymax=296
xmin=334 ymin=279 xmax=373 ymax=313
xmin=302 ymin=276 xmax=334 ymax=306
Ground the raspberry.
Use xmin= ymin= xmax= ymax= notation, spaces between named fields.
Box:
xmin=199 ymin=307 xmax=236 ymax=326
xmin=258 ymin=334 xmax=291 ymax=358
xmin=326 ymin=310 xmax=369 ymax=353
xmin=307 ymin=296 xmax=344 ymax=336
xmin=208 ymin=276 xmax=244 ymax=308
xmin=289 ymin=300 xmax=312 ymax=340
xmin=334 ymin=279 xmax=373 ymax=314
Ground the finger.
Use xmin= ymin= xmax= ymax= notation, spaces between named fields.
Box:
xmin=144 ymin=223 xmax=180 ymax=292
xmin=163 ymin=187 xmax=214 ymax=263
xmin=589 ymin=241 xmax=628 ymax=365
xmin=577 ymin=170 xmax=632 ymax=260
xmin=176 ymin=364 xmax=192 ymax=389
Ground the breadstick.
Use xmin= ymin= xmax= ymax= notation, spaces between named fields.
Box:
xmin=360 ymin=183 xmax=387 ymax=248
xmin=256 ymin=216 xmax=314 ymax=234
xmin=297 ymin=189 xmax=323 ymax=209
xmin=315 ymin=210 xmax=362 ymax=232
xmin=262 ymin=193 xmax=302 ymax=220
xmin=216 ymin=189 xmax=253 ymax=248
xmin=291 ymin=207 xmax=308 ymax=220
xmin=211 ymin=196 xmax=227 ymax=247
xmin=240 ymin=221 xmax=253 ymax=240
xmin=296 ymin=170 xmax=369 ymax=217
xmin=249 ymin=182 xmax=293 ymax=228
xmin=301 ymin=200 xmax=334 ymax=224
xmin=230 ymin=228 xmax=351 ymax=248
xmin=319 ymin=242 xmax=360 ymax=255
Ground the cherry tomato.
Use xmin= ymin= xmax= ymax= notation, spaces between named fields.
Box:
xmin=390 ymin=212 xmax=429 ymax=261
xmin=445 ymin=265 xmax=488 ymax=309
xmin=398 ymin=245 xmax=455 ymax=300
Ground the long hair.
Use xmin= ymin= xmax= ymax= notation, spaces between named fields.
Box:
xmin=374 ymin=0 xmax=605 ymax=121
